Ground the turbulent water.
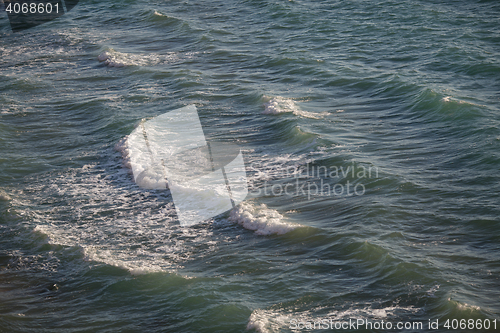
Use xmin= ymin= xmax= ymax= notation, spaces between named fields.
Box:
xmin=1 ymin=0 xmax=499 ymax=332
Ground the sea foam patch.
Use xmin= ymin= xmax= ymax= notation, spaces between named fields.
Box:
xmin=97 ymin=48 xmax=180 ymax=67
xmin=16 ymin=151 xmax=235 ymax=275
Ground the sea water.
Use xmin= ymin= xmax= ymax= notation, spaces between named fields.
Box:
xmin=1 ymin=0 xmax=499 ymax=332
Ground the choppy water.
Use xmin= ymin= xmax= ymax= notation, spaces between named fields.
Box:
xmin=1 ymin=0 xmax=499 ymax=332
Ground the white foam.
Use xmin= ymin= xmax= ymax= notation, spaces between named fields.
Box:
xmin=448 ymin=299 xmax=481 ymax=312
xmin=441 ymin=96 xmax=484 ymax=107
xmin=34 ymin=223 xmax=180 ymax=275
xmin=262 ymin=96 xmax=326 ymax=119
xmin=0 ymin=191 xmax=10 ymax=201
xmin=115 ymin=136 xmax=133 ymax=170
xmin=97 ymin=51 xmax=127 ymax=67
xmin=97 ymin=48 xmax=181 ymax=68
xmin=83 ymin=245 xmax=165 ymax=275
xmin=426 ymin=284 xmax=440 ymax=297
xmin=229 ymin=202 xmax=299 ymax=236
xmin=247 ymin=305 xmax=420 ymax=332
xmin=325 ymin=305 xmax=418 ymax=320
xmin=21 ymin=133 xmax=321 ymax=273
xmin=247 ymin=309 xmax=290 ymax=333
xmin=25 ymin=161 xmax=224 ymax=274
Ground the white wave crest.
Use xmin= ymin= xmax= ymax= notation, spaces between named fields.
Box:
xmin=442 ymin=96 xmax=484 ymax=107
xmin=262 ymin=96 xmax=326 ymax=119
xmin=229 ymin=202 xmax=299 ymax=236
xmin=247 ymin=309 xmax=290 ymax=333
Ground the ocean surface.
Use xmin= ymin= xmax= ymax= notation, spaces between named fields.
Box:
xmin=1 ymin=0 xmax=499 ymax=332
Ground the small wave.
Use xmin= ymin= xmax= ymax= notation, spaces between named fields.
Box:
xmin=24 ymin=159 xmax=221 ymax=275
xmin=442 ymin=96 xmax=484 ymax=107
xmin=229 ymin=202 xmax=299 ymax=236
xmin=247 ymin=309 xmax=289 ymax=333
xmin=0 ymin=190 xmax=10 ymax=201
xmin=115 ymin=136 xmax=133 ymax=172
xmin=146 ymin=9 xmax=183 ymax=26
xmin=262 ymin=96 xmax=326 ymax=119
xmin=446 ymin=299 xmax=482 ymax=314
xmin=34 ymin=224 xmax=182 ymax=276
xmin=83 ymin=245 xmax=165 ymax=275
xmin=97 ymin=48 xmax=180 ymax=68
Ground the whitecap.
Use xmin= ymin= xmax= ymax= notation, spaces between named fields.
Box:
xmin=247 ymin=309 xmax=291 ymax=333
xmin=0 ymin=190 xmax=10 ymax=201
xmin=97 ymin=51 xmax=127 ymax=67
xmin=25 ymin=161 xmax=221 ymax=275
xmin=229 ymin=202 xmax=299 ymax=236
xmin=441 ymin=96 xmax=484 ymax=107
xmin=262 ymin=96 xmax=326 ymax=119
xmin=448 ymin=299 xmax=481 ymax=312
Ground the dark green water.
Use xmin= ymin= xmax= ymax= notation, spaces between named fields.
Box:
xmin=1 ymin=0 xmax=499 ymax=332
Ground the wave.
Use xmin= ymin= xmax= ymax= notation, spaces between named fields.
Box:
xmin=441 ymin=95 xmax=485 ymax=107
xmin=443 ymin=298 xmax=484 ymax=318
xmin=228 ymin=202 xmax=300 ymax=236
xmin=97 ymin=48 xmax=182 ymax=68
xmin=247 ymin=304 xmax=420 ymax=333
xmin=262 ymin=96 xmax=327 ymax=119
